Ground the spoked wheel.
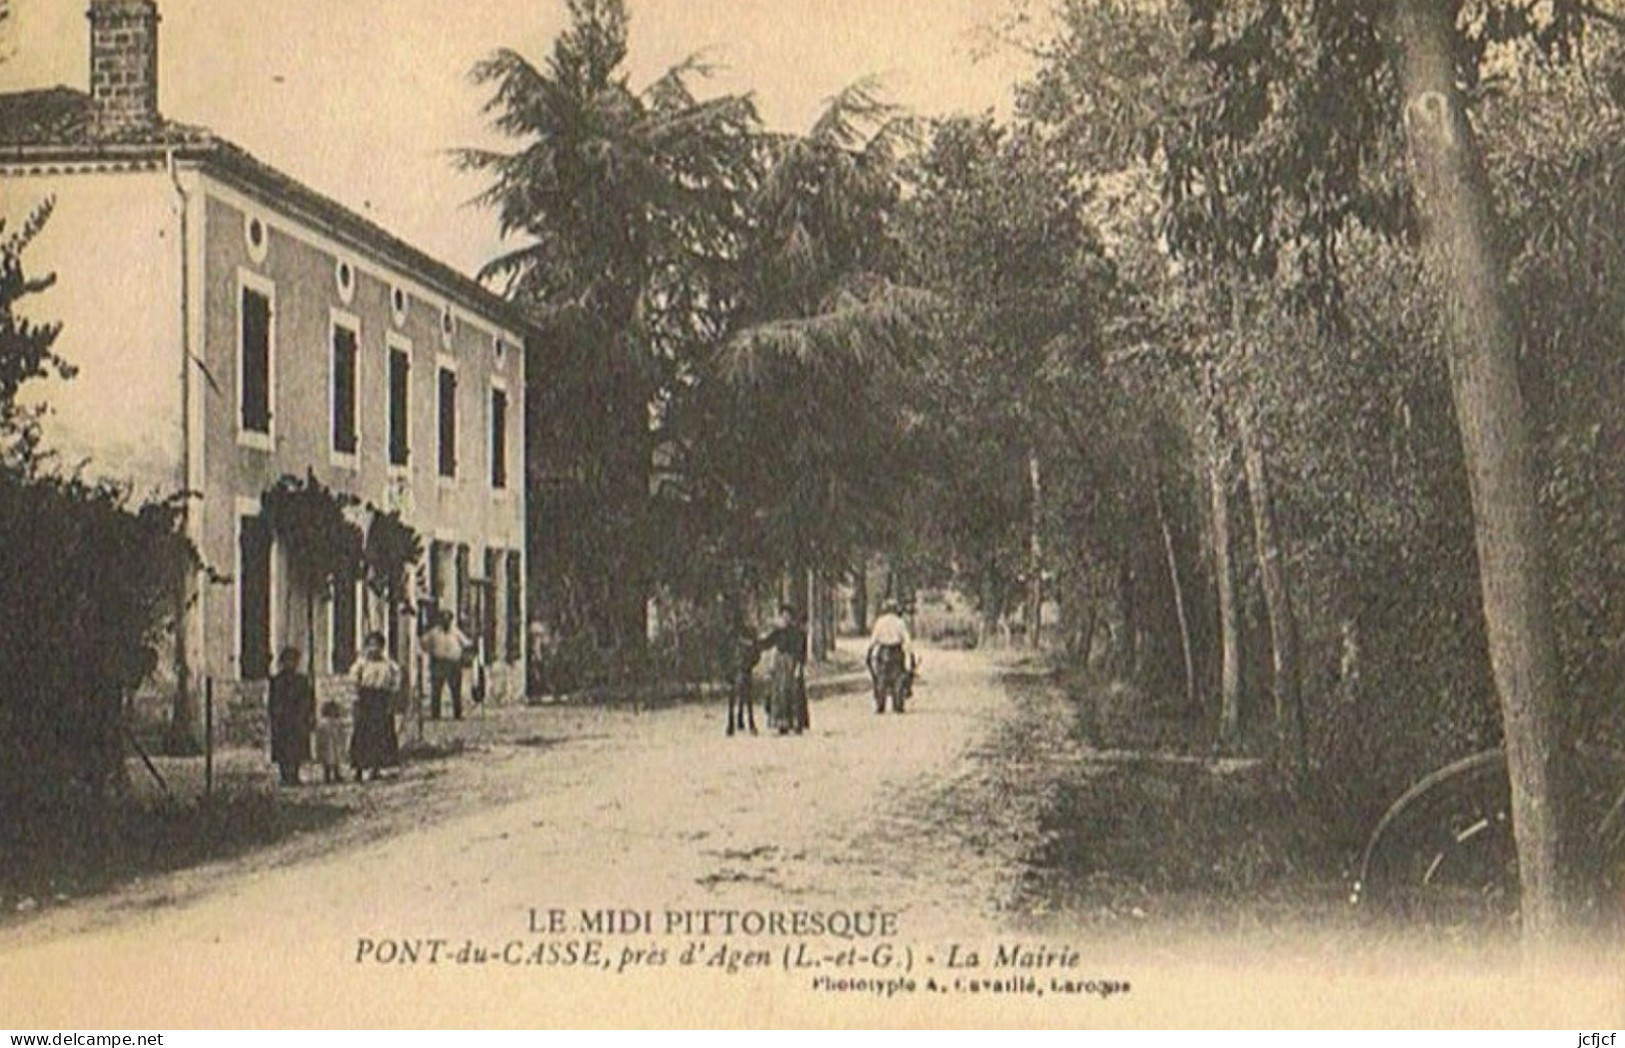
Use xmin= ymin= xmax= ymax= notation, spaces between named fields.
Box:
xmin=1353 ymin=746 xmax=1625 ymax=929
xmin=1353 ymin=749 xmax=1520 ymax=928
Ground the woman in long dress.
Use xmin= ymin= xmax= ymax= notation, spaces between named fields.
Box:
xmin=349 ymin=630 xmax=401 ymax=781
xmin=267 ymin=646 xmax=314 ymax=785
xmin=759 ymin=605 xmax=808 ymax=735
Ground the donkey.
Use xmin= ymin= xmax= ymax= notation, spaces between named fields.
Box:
xmin=727 ymin=629 xmax=760 ymax=736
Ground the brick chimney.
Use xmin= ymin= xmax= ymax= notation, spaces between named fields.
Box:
xmin=87 ymin=0 xmax=161 ymax=137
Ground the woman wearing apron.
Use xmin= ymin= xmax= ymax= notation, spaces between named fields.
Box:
xmin=349 ymin=630 xmax=401 ymax=781
xmin=760 ymin=605 xmax=808 ymax=735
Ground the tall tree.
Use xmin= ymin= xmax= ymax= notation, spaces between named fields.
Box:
xmin=900 ymin=115 xmax=1116 ymax=646
xmin=1175 ymin=0 xmax=1606 ymax=937
xmin=461 ymin=0 xmax=757 ymax=652
xmin=700 ymin=81 xmax=928 ymax=622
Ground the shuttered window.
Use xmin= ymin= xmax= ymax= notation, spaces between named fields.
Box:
xmin=241 ymin=287 xmax=272 ymax=435
xmin=331 ymin=571 xmax=358 ymax=674
xmin=438 ymin=366 xmax=458 ymax=478
xmin=506 ymin=550 xmax=523 ymax=661
xmin=490 ymin=387 xmax=508 ymax=490
xmin=389 ymin=347 xmax=410 ymax=467
xmin=332 ymin=322 xmax=359 ymax=456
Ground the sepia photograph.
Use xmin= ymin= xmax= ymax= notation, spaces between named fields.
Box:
xmin=0 ymin=0 xmax=1622 ymax=1030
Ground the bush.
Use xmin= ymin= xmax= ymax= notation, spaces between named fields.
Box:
xmin=0 ymin=465 xmax=196 ymax=838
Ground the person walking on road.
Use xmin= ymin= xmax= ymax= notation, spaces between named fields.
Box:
xmin=867 ymin=600 xmax=914 ymax=714
xmin=349 ymin=630 xmax=401 ymax=782
xmin=423 ymin=610 xmax=472 ymax=720
xmin=760 ymin=605 xmax=809 ymax=735
xmin=267 ymin=646 xmax=315 ymax=786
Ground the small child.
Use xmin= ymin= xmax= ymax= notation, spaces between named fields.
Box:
xmin=315 ymin=700 xmax=347 ymax=784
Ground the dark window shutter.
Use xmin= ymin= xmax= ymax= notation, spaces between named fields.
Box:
xmin=331 ymin=571 xmax=358 ymax=674
xmin=239 ymin=515 xmax=272 ymax=680
xmin=332 ymin=325 xmax=358 ymax=455
xmin=439 ymin=367 xmax=458 ymax=477
xmin=491 ymin=388 xmax=508 ymax=489
xmin=506 ymin=550 xmax=523 ymax=661
xmin=241 ymin=288 xmax=271 ymax=434
xmin=389 ymin=349 xmax=410 ymax=466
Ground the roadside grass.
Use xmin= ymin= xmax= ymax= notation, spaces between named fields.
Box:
xmin=0 ymin=781 xmax=347 ymax=918
xmin=1010 ymin=672 xmax=1363 ymax=935
xmin=0 ymin=733 xmax=480 ymax=921
xmin=1018 ymin=758 xmax=1353 ymax=926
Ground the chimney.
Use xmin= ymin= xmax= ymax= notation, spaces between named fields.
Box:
xmin=87 ymin=0 xmax=161 ymax=137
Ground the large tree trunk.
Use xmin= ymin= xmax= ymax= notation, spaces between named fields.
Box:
xmin=1237 ymin=407 xmax=1304 ymax=781
xmin=850 ymin=564 xmax=868 ymax=634
xmin=1208 ymin=430 xmax=1243 ymax=750
xmin=1155 ymin=486 xmax=1199 ymax=716
xmin=1025 ymin=449 xmax=1044 ymax=649
xmin=1393 ymin=0 xmax=1571 ymax=940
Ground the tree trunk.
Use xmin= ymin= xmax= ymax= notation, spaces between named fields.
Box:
xmin=1155 ymin=486 xmax=1199 ymax=716
xmin=1117 ymin=559 xmax=1138 ymax=676
xmin=1025 ymin=448 xmax=1044 ymax=649
xmin=808 ymin=568 xmax=835 ymax=660
xmin=1393 ymin=0 xmax=1571 ymax=940
xmin=164 ymin=578 xmax=199 ymax=754
xmin=1237 ymin=407 xmax=1304 ymax=781
xmin=804 ymin=566 xmax=825 ymax=664
xmin=850 ymin=564 xmax=868 ymax=634
xmin=1209 ymin=428 xmax=1243 ymax=751
xmin=307 ymin=590 xmax=318 ymax=679
xmin=979 ymin=561 xmax=1003 ymax=648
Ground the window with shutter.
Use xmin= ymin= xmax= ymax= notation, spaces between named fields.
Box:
xmin=389 ymin=346 xmax=410 ymax=467
xmin=239 ymin=513 xmax=272 ymax=681
xmin=332 ymin=321 xmax=359 ymax=457
xmin=438 ymin=366 xmax=458 ymax=478
xmin=491 ymin=387 xmax=508 ymax=490
xmin=241 ymin=286 xmax=272 ymax=436
xmin=506 ymin=550 xmax=523 ymax=661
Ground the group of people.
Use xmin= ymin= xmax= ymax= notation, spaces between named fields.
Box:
xmin=266 ymin=631 xmax=402 ymax=786
xmin=266 ymin=609 xmax=478 ymax=786
xmin=728 ymin=599 xmax=917 ymax=735
xmin=731 ymin=604 xmax=812 ymax=735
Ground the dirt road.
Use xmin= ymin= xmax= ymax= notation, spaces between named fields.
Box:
xmin=0 ymin=646 xmax=1062 ymax=1024
xmin=1 ymin=645 xmax=1617 ymax=1028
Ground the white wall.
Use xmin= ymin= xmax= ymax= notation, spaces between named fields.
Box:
xmin=2 ymin=167 xmax=184 ymax=496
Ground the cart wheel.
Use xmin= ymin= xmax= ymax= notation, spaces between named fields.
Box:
xmin=1352 ymin=749 xmax=1520 ymax=926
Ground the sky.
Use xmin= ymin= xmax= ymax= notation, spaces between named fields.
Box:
xmin=1 ymin=0 xmax=1035 ymax=276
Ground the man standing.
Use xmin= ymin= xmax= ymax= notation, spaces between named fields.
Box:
xmin=867 ymin=600 xmax=913 ymax=714
xmin=424 ymin=610 xmax=472 ymax=720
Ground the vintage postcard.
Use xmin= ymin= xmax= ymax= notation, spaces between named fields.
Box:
xmin=0 ymin=0 xmax=1622 ymax=1030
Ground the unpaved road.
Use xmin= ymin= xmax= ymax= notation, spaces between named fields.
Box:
xmin=1 ymin=645 xmax=1618 ymax=1028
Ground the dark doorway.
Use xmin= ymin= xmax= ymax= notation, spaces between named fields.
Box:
xmin=239 ymin=513 xmax=272 ymax=680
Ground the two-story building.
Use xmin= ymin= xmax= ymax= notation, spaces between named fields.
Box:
xmin=0 ymin=0 xmax=535 ymax=717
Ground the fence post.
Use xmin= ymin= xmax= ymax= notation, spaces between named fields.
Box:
xmin=203 ymin=676 xmax=214 ymax=802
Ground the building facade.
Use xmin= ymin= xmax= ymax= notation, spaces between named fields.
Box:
xmin=0 ymin=0 xmax=533 ymax=715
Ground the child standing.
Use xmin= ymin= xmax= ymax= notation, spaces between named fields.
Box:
xmin=314 ymin=700 xmax=347 ymax=784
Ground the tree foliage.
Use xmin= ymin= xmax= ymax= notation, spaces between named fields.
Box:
xmin=462 ymin=0 xmax=758 ymax=649
xmin=363 ymin=507 xmax=423 ymax=610
xmin=0 ymin=199 xmax=72 ymax=450
xmin=260 ymin=471 xmax=364 ymax=600
xmin=0 ymin=197 xmax=197 ymax=827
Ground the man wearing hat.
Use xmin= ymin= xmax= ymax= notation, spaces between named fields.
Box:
xmin=867 ymin=600 xmax=914 ymax=713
